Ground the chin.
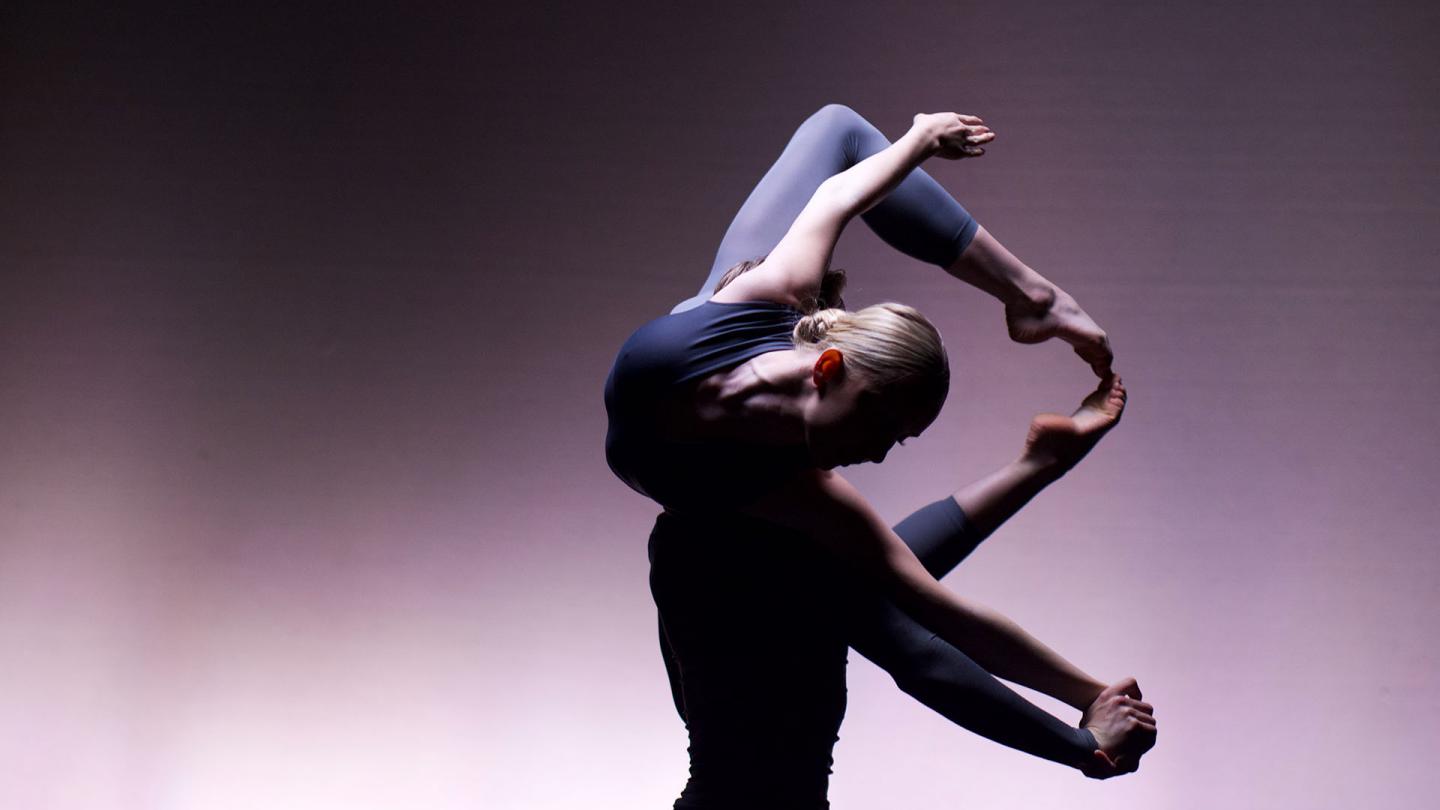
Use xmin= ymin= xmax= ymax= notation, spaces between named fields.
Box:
xmin=811 ymin=446 xmax=837 ymax=470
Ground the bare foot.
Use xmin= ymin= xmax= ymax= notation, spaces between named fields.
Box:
xmin=1021 ymin=374 xmax=1127 ymax=474
xmin=1005 ymin=284 xmax=1114 ymax=378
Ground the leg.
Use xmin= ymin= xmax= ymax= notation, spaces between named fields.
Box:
xmin=672 ymin=103 xmax=980 ymax=313
xmin=904 ymin=370 xmax=1130 ymax=577
xmin=656 ymin=615 xmax=687 ymax=722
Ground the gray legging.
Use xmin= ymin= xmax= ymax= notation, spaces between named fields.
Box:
xmin=671 ymin=103 xmax=978 ymax=315
xmin=651 ymin=105 xmax=1095 ymax=809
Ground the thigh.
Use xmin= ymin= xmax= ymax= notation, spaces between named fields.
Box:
xmin=673 ymin=105 xmax=862 ymax=313
xmin=675 ymin=102 xmax=979 ymax=314
xmin=708 ymin=105 xmax=859 ymax=276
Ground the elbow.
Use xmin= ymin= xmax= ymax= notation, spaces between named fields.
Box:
xmin=813 ymin=176 xmax=862 ymax=220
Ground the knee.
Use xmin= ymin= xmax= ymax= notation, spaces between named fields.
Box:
xmin=808 ymin=102 xmax=864 ymax=130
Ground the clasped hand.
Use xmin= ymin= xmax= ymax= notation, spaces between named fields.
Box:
xmin=1079 ymin=677 xmax=1157 ymax=778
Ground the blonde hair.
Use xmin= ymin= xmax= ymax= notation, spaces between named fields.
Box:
xmin=792 ymin=303 xmax=950 ymax=410
xmin=713 ymin=256 xmax=950 ymax=407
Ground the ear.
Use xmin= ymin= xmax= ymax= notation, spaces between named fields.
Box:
xmin=812 ymin=348 xmax=845 ymax=389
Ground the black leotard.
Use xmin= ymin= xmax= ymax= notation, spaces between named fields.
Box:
xmin=604 ymin=299 xmax=811 ymax=516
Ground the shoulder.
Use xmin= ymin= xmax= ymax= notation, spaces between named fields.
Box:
xmin=734 ymin=466 xmax=886 ymax=540
xmin=610 ymin=298 xmax=805 ymax=400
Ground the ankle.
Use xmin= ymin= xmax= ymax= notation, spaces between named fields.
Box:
xmin=1014 ymin=453 xmax=1066 ymax=483
xmin=1007 ymin=274 xmax=1056 ymax=312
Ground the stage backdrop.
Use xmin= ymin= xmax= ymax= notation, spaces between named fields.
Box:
xmin=2 ymin=2 xmax=1437 ymax=808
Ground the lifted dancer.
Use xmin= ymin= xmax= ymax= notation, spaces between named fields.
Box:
xmin=604 ymin=104 xmax=1155 ymax=809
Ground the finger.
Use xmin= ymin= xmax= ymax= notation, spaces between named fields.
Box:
xmin=957 ymin=114 xmax=983 ymax=124
xmin=966 ymin=131 xmax=996 ymax=144
xmin=1088 ymin=749 xmax=1118 ymax=778
xmin=1124 ymin=707 xmax=1155 ymax=725
xmin=1112 ymin=750 xmax=1143 ymax=774
xmin=963 ymin=146 xmax=986 ymax=157
xmin=1124 ymin=698 xmax=1155 ymax=715
xmin=1119 ymin=677 xmax=1142 ymax=700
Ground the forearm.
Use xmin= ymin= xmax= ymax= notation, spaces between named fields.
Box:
xmin=955 ymin=600 xmax=1106 ymax=710
xmin=895 ymin=561 xmax=1103 ymax=711
xmin=848 ymin=603 xmax=1099 ymax=767
xmin=826 ymin=124 xmax=939 ymax=220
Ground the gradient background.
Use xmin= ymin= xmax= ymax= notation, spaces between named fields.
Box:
xmin=3 ymin=2 xmax=1437 ymax=808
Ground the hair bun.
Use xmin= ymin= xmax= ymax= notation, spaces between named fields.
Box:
xmin=793 ymin=308 xmax=845 ymax=344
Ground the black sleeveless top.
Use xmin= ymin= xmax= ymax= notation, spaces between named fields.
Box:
xmin=603 ymin=300 xmax=816 ymax=516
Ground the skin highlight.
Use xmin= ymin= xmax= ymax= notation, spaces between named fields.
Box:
xmin=682 ymin=344 xmax=937 ymax=471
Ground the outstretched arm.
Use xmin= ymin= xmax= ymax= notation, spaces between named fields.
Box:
xmin=864 ymin=375 xmax=1151 ymax=774
xmin=738 ymin=464 xmax=1101 ymax=709
xmin=848 ymin=495 xmax=1147 ymax=777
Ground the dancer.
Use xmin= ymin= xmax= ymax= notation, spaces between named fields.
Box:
xmin=604 ymin=104 xmax=1155 ymax=809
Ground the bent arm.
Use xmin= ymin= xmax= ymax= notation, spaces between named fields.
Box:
xmin=825 ymin=122 xmax=940 ymax=219
xmin=740 ymin=467 xmax=1102 ymax=710
xmin=944 ymin=595 xmax=1104 ymax=710
xmin=712 ymin=122 xmax=943 ymax=309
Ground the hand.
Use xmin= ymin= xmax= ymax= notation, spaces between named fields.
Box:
xmin=1079 ymin=677 xmax=1157 ymax=778
xmin=913 ymin=112 xmax=995 ymax=159
xmin=1005 ymin=282 xmax=1114 ymax=378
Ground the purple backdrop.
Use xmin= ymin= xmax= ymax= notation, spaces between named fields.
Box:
xmin=2 ymin=2 xmax=1437 ymax=808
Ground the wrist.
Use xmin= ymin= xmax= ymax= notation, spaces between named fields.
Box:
xmin=1074 ymin=726 xmax=1101 ymax=765
xmin=907 ymin=119 xmax=942 ymax=156
xmin=1069 ymin=678 xmax=1106 ymax=711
